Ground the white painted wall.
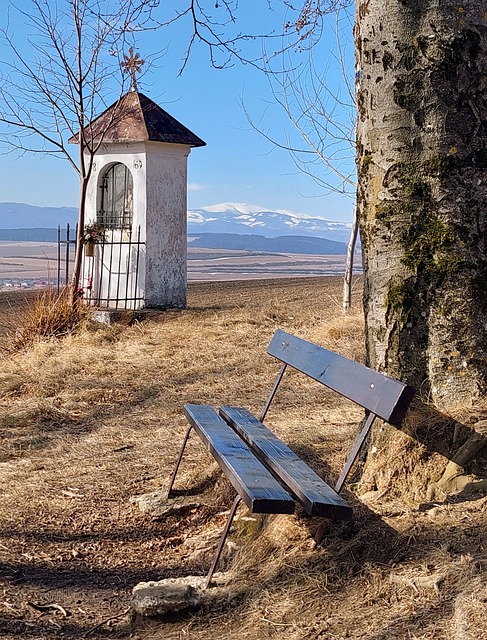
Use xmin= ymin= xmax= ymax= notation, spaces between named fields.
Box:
xmin=145 ymin=142 xmax=189 ymax=309
xmin=81 ymin=141 xmax=190 ymax=310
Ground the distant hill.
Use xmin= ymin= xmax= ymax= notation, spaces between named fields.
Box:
xmin=0 ymin=201 xmax=354 ymax=244
xmin=190 ymin=233 xmax=349 ymax=255
xmin=0 ymin=229 xmax=352 ymax=256
xmin=0 ymin=203 xmax=78 ymax=229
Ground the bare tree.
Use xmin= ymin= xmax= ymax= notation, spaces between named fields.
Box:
xmin=244 ymin=7 xmax=359 ymax=311
xmin=0 ymin=0 xmax=155 ymax=301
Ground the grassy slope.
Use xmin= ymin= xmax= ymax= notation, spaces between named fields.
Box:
xmin=0 ymin=277 xmax=486 ymax=640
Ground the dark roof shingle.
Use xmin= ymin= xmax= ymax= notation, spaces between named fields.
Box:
xmin=69 ymin=91 xmax=206 ymax=147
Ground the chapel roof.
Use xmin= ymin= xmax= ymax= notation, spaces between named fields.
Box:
xmin=69 ymin=91 xmax=206 ymax=147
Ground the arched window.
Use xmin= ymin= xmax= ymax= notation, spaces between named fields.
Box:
xmin=98 ymin=163 xmax=133 ymax=230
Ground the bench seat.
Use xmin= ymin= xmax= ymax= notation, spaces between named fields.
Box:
xmin=219 ymin=405 xmax=353 ymax=521
xmin=183 ymin=404 xmax=295 ymax=514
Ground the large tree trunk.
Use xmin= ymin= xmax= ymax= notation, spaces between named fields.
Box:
xmin=355 ymin=0 xmax=487 ymax=411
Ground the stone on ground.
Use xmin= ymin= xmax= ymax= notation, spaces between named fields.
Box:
xmin=132 ymin=574 xmax=232 ymax=617
xmin=132 ymin=576 xmax=205 ymax=616
xmin=129 ymin=490 xmax=201 ymax=517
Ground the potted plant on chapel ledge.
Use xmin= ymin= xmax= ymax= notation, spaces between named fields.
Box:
xmin=84 ymin=222 xmax=107 ymax=257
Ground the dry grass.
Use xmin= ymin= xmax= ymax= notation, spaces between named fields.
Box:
xmin=2 ymin=287 xmax=91 ymax=352
xmin=1 ymin=276 xmax=486 ymax=640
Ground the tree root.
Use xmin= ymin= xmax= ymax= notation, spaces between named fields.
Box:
xmin=427 ymin=419 xmax=487 ymax=501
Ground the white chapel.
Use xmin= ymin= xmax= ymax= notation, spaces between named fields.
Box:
xmin=72 ymin=87 xmax=205 ymax=310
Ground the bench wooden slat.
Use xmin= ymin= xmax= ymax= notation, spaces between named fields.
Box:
xmin=267 ymin=329 xmax=415 ymax=426
xmin=183 ymin=404 xmax=295 ymax=515
xmin=219 ymin=406 xmax=353 ymax=521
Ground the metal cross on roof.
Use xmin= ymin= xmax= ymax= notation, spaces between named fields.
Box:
xmin=121 ymin=47 xmax=145 ymax=91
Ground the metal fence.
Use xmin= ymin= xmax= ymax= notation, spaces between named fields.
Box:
xmin=57 ymin=224 xmax=145 ymax=310
xmin=57 ymin=223 xmax=77 ymax=292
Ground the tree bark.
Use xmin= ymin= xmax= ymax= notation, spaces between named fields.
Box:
xmin=355 ymin=0 xmax=487 ymax=410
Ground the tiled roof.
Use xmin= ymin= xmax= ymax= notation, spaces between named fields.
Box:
xmin=69 ymin=91 xmax=206 ymax=147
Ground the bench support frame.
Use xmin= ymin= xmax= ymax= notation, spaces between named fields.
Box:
xmin=166 ymin=429 xmax=242 ymax=589
xmin=335 ymin=412 xmax=376 ymax=494
xmin=260 ymin=363 xmax=287 ymax=422
xmin=165 ymin=424 xmax=193 ymax=500
xmin=205 ymin=495 xmax=241 ymax=588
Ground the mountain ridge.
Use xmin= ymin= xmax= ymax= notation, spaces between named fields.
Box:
xmin=188 ymin=202 xmax=352 ymax=242
xmin=0 ymin=201 xmax=353 ymax=244
xmin=0 ymin=228 xmax=350 ymax=256
xmin=190 ymin=233 xmax=348 ymax=255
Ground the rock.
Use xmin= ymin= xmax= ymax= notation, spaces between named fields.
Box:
xmin=132 ymin=576 xmax=205 ymax=616
xmin=129 ymin=490 xmax=201 ymax=517
xmin=132 ymin=573 xmax=233 ymax=617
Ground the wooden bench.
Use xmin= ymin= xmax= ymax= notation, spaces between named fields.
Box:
xmin=167 ymin=329 xmax=415 ymax=587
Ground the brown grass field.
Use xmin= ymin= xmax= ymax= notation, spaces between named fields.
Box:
xmin=0 ymin=242 xmax=356 ymax=284
xmin=1 ymin=277 xmax=486 ymax=640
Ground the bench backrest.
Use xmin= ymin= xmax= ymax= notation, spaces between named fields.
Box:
xmin=267 ymin=329 xmax=415 ymax=426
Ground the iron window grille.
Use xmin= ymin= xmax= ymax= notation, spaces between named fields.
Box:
xmin=98 ymin=163 xmax=134 ymax=230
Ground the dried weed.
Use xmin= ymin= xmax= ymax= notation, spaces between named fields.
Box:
xmin=6 ymin=287 xmax=91 ymax=352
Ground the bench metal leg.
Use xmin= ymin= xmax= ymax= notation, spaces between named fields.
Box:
xmin=165 ymin=424 xmax=193 ymax=500
xmin=205 ymin=495 xmax=241 ymax=589
xmin=334 ymin=413 xmax=376 ymax=494
xmin=312 ymin=517 xmax=337 ymax=548
xmin=259 ymin=363 xmax=287 ymax=422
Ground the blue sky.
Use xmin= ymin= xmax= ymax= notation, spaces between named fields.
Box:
xmin=0 ymin=1 xmax=355 ymax=222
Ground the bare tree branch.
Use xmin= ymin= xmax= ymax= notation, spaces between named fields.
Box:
xmin=245 ymin=7 xmax=355 ymax=197
xmin=242 ymin=5 xmax=359 ymax=309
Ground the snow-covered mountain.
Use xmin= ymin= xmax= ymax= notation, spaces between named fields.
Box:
xmin=188 ymin=203 xmax=353 ymax=243
xmin=0 ymin=201 xmax=353 ymax=244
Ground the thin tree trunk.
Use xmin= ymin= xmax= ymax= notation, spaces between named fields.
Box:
xmin=342 ymin=206 xmax=359 ymax=313
xmin=71 ymin=175 xmax=88 ymax=304
xmin=355 ymin=0 xmax=487 ymax=410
